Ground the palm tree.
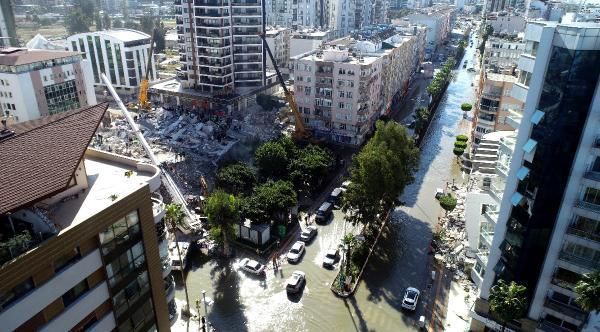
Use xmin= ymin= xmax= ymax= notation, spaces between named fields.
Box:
xmin=339 ymin=233 xmax=358 ymax=289
xmin=574 ymin=271 xmax=600 ymax=312
xmin=205 ymin=190 xmax=240 ymax=257
xmin=489 ymin=279 xmax=528 ymax=332
xmin=164 ymin=203 xmax=191 ymax=315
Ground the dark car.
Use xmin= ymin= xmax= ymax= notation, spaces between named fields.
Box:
xmin=316 ymin=202 xmax=333 ymax=224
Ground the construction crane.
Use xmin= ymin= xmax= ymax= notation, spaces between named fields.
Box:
xmin=101 ymin=73 xmax=198 ymax=232
xmin=137 ymin=28 xmax=157 ymax=112
xmin=258 ymin=33 xmax=310 ymax=141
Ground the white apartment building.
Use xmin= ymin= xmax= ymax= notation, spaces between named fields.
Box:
xmin=487 ymin=13 xmax=527 ymax=35
xmin=175 ymin=0 xmax=264 ymax=93
xmin=0 ymin=48 xmax=96 ymax=123
xmin=471 ymin=22 xmax=600 ymax=332
xmin=266 ymin=0 xmax=319 ymax=28
xmin=327 ymin=0 xmax=355 ymax=38
xmin=484 ymin=36 xmax=525 ymax=70
xmin=405 ymin=7 xmax=453 ymax=54
xmin=293 ymin=34 xmax=417 ymax=145
xmin=290 ymin=29 xmax=329 ymax=57
xmin=265 ymin=27 xmax=291 ymax=72
xmin=67 ymin=29 xmax=157 ymax=92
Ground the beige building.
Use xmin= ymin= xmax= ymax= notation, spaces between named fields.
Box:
xmin=0 ymin=104 xmax=173 ymax=332
xmin=265 ymin=27 xmax=291 ymax=73
xmin=473 ymin=72 xmax=523 ymax=144
xmin=292 ymin=34 xmax=417 ymax=145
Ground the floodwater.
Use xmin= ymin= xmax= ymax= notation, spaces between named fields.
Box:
xmin=175 ymin=35 xmax=479 ymax=332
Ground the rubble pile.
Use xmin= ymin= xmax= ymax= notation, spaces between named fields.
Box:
xmin=94 ymin=103 xmax=282 ymax=197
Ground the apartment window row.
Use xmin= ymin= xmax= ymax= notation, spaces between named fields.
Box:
xmin=0 ymin=79 xmax=10 ymax=86
xmin=113 ymin=270 xmax=150 ymax=318
xmin=4 ymin=102 xmax=16 ymax=111
xmin=335 ymin=111 xmax=352 ymax=120
xmin=100 ymin=210 xmax=140 ymax=256
xmin=337 ymin=79 xmax=355 ymax=88
xmin=44 ymin=80 xmax=81 ymax=115
xmin=295 ymin=63 xmax=312 ymax=72
xmin=42 ymin=70 xmax=77 ymax=83
xmin=518 ymin=71 xmax=532 ymax=87
xmin=0 ymin=91 xmax=12 ymax=98
xmin=315 ymin=98 xmax=332 ymax=107
xmin=0 ymin=278 xmax=34 ymax=311
xmin=338 ymin=90 xmax=353 ymax=98
xmin=316 ymin=87 xmax=331 ymax=97
xmin=337 ymin=102 xmax=352 ymax=110
xmin=105 ymin=241 xmax=146 ymax=288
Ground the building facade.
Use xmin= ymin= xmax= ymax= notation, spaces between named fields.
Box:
xmin=265 ymin=27 xmax=291 ymax=72
xmin=472 ymin=22 xmax=600 ymax=332
xmin=174 ymin=0 xmax=265 ymax=93
xmin=0 ymin=104 xmax=173 ymax=332
xmin=405 ymin=7 xmax=453 ymax=54
xmin=0 ymin=48 xmax=96 ymax=123
xmin=67 ymin=29 xmax=157 ymax=92
xmin=483 ymin=36 xmax=525 ymax=70
xmin=290 ymin=29 xmax=329 ymax=57
xmin=326 ymin=0 xmax=355 ymax=38
xmin=487 ymin=13 xmax=527 ymax=35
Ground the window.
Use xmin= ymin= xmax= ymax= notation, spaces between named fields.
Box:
xmin=304 ymin=86 xmax=311 ymax=95
xmin=583 ymin=187 xmax=600 ymax=205
xmin=44 ymin=80 xmax=80 ymax=115
xmin=54 ymin=247 xmax=81 ymax=272
xmin=62 ymin=279 xmax=89 ymax=307
xmin=0 ymin=278 xmax=34 ymax=310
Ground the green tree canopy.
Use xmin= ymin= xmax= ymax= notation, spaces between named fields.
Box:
xmin=343 ymin=121 xmax=419 ymax=226
xmin=489 ymin=280 xmax=528 ymax=331
xmin=65 ymin=9 xmax=91 ymax=34
xmin=164 ymin=203 xmax=190 ymax=313
xmin=94 ymin=11 xmax=102 ymax=31
xmin=206 ymin=190 xmax=240 ymax=256
xmin=216 ymin=162 xmax=257 ymax=196
xmin=460 ymin=103 xmax=472 ymax=112
xmin=241 ymin=180 xmax=297 ymax=223
xmin=113 ymin=19 xmax=124 ymax=29
xmin=454 ymin=141 xmax=467 ymax=149
xmin=439 ymin=194 xmax=457 ymax=215
xmin=575 ymin=271 xmax=600 ymax=312
xmin=289 ymin=144 xmax=333 ymax=192
xmin=453 ymin=147 xmax=465 ymax=159
xmin=103 ymin=12 xmax=111 ymax=29
xmin=456 ymin=134 xmax=469 ymax=142
xmin=255 ymin=140 xmax=289 ymax=179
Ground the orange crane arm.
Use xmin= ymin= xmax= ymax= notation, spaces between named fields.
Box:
xmin=258 ymin=33 xmax=307 ymax=137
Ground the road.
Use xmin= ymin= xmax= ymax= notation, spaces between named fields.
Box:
xmin=174 ymin=36 xmax=480 ymax=332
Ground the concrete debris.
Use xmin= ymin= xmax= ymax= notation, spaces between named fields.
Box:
xmin=93 ymin=103 xmax=282 ymax=201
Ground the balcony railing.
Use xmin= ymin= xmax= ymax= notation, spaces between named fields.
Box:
xmin=559 ymin=251 xmax=599 ymax=270
xmin=551 ymin=277 xmax=577 ymax=291
xmin=195 ymin=0 xmax=230 ymax=5
xmin=544 ymin=298 xmax=587 ymax=321
xmin=575 ymin=199 xmax=600 ymax=213
xmin=584 ymin=171 xmax=600 ymax=182
xmin=231 ymin=0 xmax=260 ymax=5
xmin=567 ymin=226 xmax=600 ymax=243
xmin=538 ymin=320 xmax=573 ymax=332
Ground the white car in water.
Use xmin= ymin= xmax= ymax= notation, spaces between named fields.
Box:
xmin=401 ymin=287 xmax=420 ymax=311
xmin=287 ymin=241 xmax=305 ymax=263
xmin=300 ymin=226 xmax=318 ymax=242
xmin=322 ymin=248 xmax=339 ymax=268
xmin=239 ymin=258 xmax=266 ymax=275
xmin=286 ymin=271 xmax=306 ymax=294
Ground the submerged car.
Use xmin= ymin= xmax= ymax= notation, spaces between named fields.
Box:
xmin=401 ymin=287 xmax=420 ymax=311
xmin=287 ymin=241 xmax=306 ymax=263
xmin=239 ymin=258 xmax=266 ymax=275
xmin=286 ymin=271 xmax=306 ymax=294
xmin=322 ymin=248 xmax=339 ymax=268
xmin=300 ymin=226 xmax=318 ymax=242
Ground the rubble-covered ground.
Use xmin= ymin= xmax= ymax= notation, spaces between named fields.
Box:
xmin=93 ymin=103 xmax=285 ymax=199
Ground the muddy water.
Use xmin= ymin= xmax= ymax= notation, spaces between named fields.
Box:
xmin=176 ymin=36 xmax=479 ymax=332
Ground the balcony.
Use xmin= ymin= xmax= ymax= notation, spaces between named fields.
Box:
xmin=161 ymin=256 xmax=172 ymax=278
xmin=198 ymin=49 xmax=231 ymax=57
xmin=195 ymin=0 xmax=230 ymax=5
xmin=480 ymin=230 xmax=494 ymax=247
xmin=164 ymin=275 xmax=176 ymax=302
xmin=499 ymin=136 xmax=516 ymax=153
xmin=575 ymin=200 xmax=600 ymax=213
xmin=232 ymin=29 xmax=261 ymax=35
xmin=232 ymin=9 xmax=261 ymax=16
xmin=584 ymin=171 xmax=600 ymax=183
xmin=197 ymin=40 xmax=231 ymax=47
xmin=231 ymin=0 xmax=260 ymax=5
xmin=152 ymin=195 xmax=165 ymax=224
xmin=194 ymin=10 xmax=230 ymax=17
xmin=196 ymin=20 xmax=229 ymax=28
xmin=538 ymin=320 xmax=575 ymax=332
xmin=484 ymin=209 xmax=499 ymax=224
xmin=488 ymin=183 xmax=504 ymax=203
xmin=506 ymin=109 xmax=522 ymax=129
xmin=197 ymin=30 xmax=230 ymax=38
xmin=559 ymin=251 xmax=599 ymax=271
xmin=551 ymin=277 xmax=577 ymax=292
xmin=544 ymin=298 xmax=587 ymax=322
xmin=567 ymin=226 xmax=600 ymax=243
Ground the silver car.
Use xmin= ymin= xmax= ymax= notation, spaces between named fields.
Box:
xmin=287 ymin=241 xmax=305 ymax=263
xmin=286 ymin=271 xmax=306 ymax=294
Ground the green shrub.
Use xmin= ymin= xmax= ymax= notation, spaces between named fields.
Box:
xmin=456 ymin=134 xmax=469 ymax=142
xmin=454 ymin=141 xmax=468 ymax=149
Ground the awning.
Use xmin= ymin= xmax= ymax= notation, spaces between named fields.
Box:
xmin=516 ymin=166 xmax=530 ymax=180
xmin=531 ymin=110 xmax=545 ymax=125
xmin=511 ymin=192 xmax=524 ymax=206
xmin=523 ymin=138 xmax=538 ymax=154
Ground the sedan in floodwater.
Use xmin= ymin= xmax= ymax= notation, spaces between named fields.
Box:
xmin=401 ymin=287 xmax=420 ymax=311
xmin=286 ymin=271 xmax=306 ymax=294
xmin=239 ymin=258 xmax=266 ymax=275
xmin=300 ymin=226 xmax=318 ymax=242
xmin=287 ymin=241 xmax=306 ymax=263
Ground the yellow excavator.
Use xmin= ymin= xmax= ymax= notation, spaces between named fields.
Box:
xmin=137 ymin=28 xmax=157 ymax=112
xmin=258 ymin=33 xmax=310 ymax=141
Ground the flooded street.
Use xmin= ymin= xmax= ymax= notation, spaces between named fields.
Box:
xmin=175 ymin=37 xmax=479 ymax=332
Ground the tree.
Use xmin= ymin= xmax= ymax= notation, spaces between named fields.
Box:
xmin=575 ymin=271 xmax=600 ymax=312
xmin=338 ymin=233 xmax=358 ymax=289
xmin=343 ymin=121 xmax=419 ymax=227
xmin=289 ymin=144 xmax=333 ymax=192
xmin=460 ymin=103 xmax=472 ymax=113
xmin=216 ymin=162 xmax=257 ymax=196
xmin=65 ymin=10 xmax=91 ymax=34
xmin=113 ymin=19 xmax=123 ymax=29
xmin=103 ymin=12 xmax=111 ymax=30
xmin=454 ymin=141 xmax=467 ymax=150
xmin=140 ymin=16 xmax=154 ymax=35
xmin=242 ymin=180 xmax=297 ymax=223
xmin=254 ymin=140 xmax=290 ymax=179
xmin=456 ymin=134 xmax=469 ymax=142
xmin=164 ymin=203 xmax=190 ymax=315
xmin=154 ymin=22 xmax=167 ymax=53
xmin=489 ymin=280 xmax=528 ymax=332
xmin=94 ymin=11 xmax=103 ymax=31
xmin=414 ymin=107 xmax=430 ymax=136
xmin=205 ymin=190 xmax=240 ymax=256
xmin=439 ymin=194 xmax=457 ymax=216
xmin=453 ymin=147 xmax=465 ymax=160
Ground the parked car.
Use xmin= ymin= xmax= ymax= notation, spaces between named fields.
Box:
xmin=239 ymin=258 xmax=266 ymax=275
xmin=401 ymin=287 xmax=420 ymax=311
xmin=315 ymin=202 xmax=333 ymax=224
xmin=328 ymin=187 xmax=343 ymax=204
xmin=322 ymin=248 xmax=339 ymax=268
xmin=286 ymin=271 xmax=306 ymax=294
xmin=341 ymin=180 xmax=352 ymax=190
xmin=287 ymin=241 xmax=306 ymax=263
xmin=300 ymin=226 xmax=318 ymax=242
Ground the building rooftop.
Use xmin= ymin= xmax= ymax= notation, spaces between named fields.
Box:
xmin=0 ymin=103 xmax=108 ymax=214
xmin=292 ymin=29 xmax=329 ymax=39
xmin=70 ymin=29 xmax=151 ymax=42
xmin=0 ymin=48 xmax=79 ymax=66
xmin=265 ymin=26 xmax=290 ymax=36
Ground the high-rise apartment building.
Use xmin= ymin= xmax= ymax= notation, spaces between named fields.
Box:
xmin=0 ymin=48 xmax=96 ymax=123
xmin=471 ymin=22 xmax=600 ymax=332
xmin=67 ymin=30 xmax=157 ymax=93
xmin=174 ymin=0 xmax=265 ymax=94
xmin=0 ymin=104 xmax=173 ymax=332
xmin=326 ymin=0 xmax=355 ymax=38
